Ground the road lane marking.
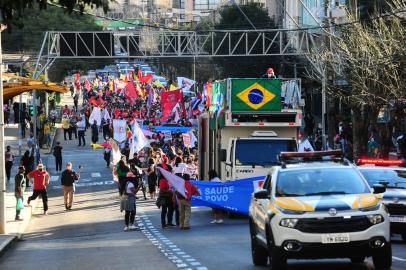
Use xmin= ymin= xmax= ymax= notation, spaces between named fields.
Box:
xmin=91 ymin=173 xmax=101 ymax=177
xmin=393 ymin=256 xmax=406 ymax=262
xmin=137 ymin=212 xmax=208 ymax=269
xmin=50 ymin=176 xmax=59 ymax=182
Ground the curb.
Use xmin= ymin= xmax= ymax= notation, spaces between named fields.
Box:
xmin=0 ymin=236 xmax=17 ymax=258
xmin=0 ymin=190 xmax=39 ymax=258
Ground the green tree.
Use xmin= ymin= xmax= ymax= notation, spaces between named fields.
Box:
xmin=3 ymin=4 xmax=111 ymax=81
xmin=309 ymin=0 xmax=406 ymax=159
xmin=0 ymin=0 xmax=110 ymax=25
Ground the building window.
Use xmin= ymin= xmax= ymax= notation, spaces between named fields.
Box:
xmin=194 ymin=0 xmax=220 ymax=10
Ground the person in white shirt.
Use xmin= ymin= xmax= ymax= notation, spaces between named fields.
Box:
xmin=209 ymin=170 xmax=224 ymax=224
xmin=172 ymin=156 xmax=187 ymax=177
xmin=184 ymin=158 xmax=197 ymax=180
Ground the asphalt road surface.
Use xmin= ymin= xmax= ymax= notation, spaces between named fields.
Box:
xmin=0 ymin=134 xmax=405 ymax=270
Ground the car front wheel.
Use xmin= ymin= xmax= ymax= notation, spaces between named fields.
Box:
xmin=250 ymin=222 xmax=268 ymax=266
xmin=372 ymin=242 xmax=392 ymax=270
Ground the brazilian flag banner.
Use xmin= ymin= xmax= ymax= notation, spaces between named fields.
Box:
xmin=231 ymin=79 xmax=281 ymax=112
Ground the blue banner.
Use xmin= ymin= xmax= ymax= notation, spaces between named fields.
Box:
xmin=191 ymin=176 xmax=266 ymax=215
xmin=141 ymin=125 xmax=193 ymax=133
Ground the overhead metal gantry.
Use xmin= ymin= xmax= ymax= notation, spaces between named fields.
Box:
xmin=42 ymin=29 xmax=320 ymax=60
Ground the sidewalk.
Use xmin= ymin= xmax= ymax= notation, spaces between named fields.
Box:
xmin=0 ymin=92 xmax=75 ymax=257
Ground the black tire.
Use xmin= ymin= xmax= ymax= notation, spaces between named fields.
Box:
xmin=402 ymin=234 xmax=406 ymax=242
xmin=350 ymin=256 xmax=365 ymax=264
xmin=269 ymin=247 xmax=287 ymax=270
xmin=372 ymin=243 xmax=392 ymax=270
xmin=250 ymin=221 xmax=268 ymax=266
xmin=267 ymin=227 xmax=287 ymax=270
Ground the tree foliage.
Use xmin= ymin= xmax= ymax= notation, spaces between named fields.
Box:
xmin=3 ymin=4 xmax=111 ymax=81
xmin=0 ymin=0 xmax=110 ymax=25
xmin=308 ymin=0 xmax=406 ymax=158
xmin=215 ymin=2 xmax=274 ymax=30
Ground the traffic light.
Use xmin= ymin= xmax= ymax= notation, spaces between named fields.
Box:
xmin=28 ymin=105 xmax=34 ymax=117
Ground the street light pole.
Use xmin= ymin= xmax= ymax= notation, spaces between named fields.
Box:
xmin=0 ymin=23 xmax=8 ymax=234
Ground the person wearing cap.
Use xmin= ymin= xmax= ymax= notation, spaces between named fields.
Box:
xmin=27 ymin=163 xmax=50 ymax=215
xmin=14 ymin=166 xmax=26 ymax=221
xmin=262 ymin=67 xmax=277 ymax=79
xmin=61 ymin=162 xmax=80 ymax=210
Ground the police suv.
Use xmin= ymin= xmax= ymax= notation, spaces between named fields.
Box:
xmin=249 ymin=150 xmax=391 ymax=270
xmin=357 ymin=158 xmax=406 ymax=241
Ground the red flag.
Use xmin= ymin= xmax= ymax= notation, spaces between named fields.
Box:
xmin=124 ymin=81 xmax=138 ymax=99
xmin=138 ymin=70 xmax=153 ymax=84
xmin=160 ymin=89 xmax=185 ymax=121
xmin=75 ymin=73 xmax=80 ymax=83
xmin=89 ymin=96 xmax=104 ymax=107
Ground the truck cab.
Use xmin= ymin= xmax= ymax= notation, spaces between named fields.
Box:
xmin=223 ymin=132 xmax=297 ymax=180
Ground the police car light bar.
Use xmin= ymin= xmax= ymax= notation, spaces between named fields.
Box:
xmin=357 ymin=159 xmax=405 ymax=166
xmin=279 ymin=150 xmax=343 ymax=159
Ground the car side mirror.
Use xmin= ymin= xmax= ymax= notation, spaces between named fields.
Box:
xmin=373 ymin=184 xmax=386 ymax=194
xmin=254 ymin=189 xmax=269 ymax=199
xmin=220 ymin=149 xmax=227 ymax=162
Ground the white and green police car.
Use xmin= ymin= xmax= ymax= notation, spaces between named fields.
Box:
xmin=249 ymin=151 xmax=391 ymax=270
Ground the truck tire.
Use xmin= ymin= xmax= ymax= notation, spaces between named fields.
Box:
xmin=266 ymin=227 xmax=286 ymax=270
xmin=372 ymin=243 xmax=392 ymax=270
xmin=250 ymin=221 xmax=268 ymax=266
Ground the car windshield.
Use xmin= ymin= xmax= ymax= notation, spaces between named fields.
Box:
xmin=360 ymin=169 xmax=406 ymax=189
xmin=275 ymin=168 xmax=370 ymax=197
xmin=235 ymin=139 xmax=296 ymax=166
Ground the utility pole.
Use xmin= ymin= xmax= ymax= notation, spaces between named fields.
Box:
xmin=321 ymin=1 xmax=330 ymax=149
xmin=0 ymin=23 xmax=8 ymax=234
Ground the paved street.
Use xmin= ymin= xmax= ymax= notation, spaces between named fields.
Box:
xmin=0 ymin=131 xmax=405 ymax=270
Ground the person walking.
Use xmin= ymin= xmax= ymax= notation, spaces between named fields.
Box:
xmin=73 ymin=92 xmax=79 ymax=111
xmin=5 ymin=145 xmax=14 ymax=183
xmin=62 ymin=114 xmax=71 ymax=140
xmin=208 ymin=170 xmax=224 ymax=224
xmin=21 ymin=150 xmax=34 ymax=188
xmin=158 ymin=173 xmax=175 ymax=229
xmin=147 ymin=158 xmax=157 ymax=199
xmin=53 ymin=141 xmax=63 ymax=172
xmin=14 ymin=166 xmax=26 ymax=221
xmin=27 ymin=163 xmax=50 ymax=215
xmin=115 ymin=157 xmax=130 ymax=196
xmin=91 ymin=120 xmax=99 ymax=144
xmin=121 ymin=172 xmax=139 ymax=231
xmin=77 ymin=116 xmax=86 ymax=146
xmin=103 ymin=146 xmax=111 ymax=168
xmin=102 ymin=119 xmax=111 ymax=140
xmin=61 ymin=162 xmax=80 ymax=210
xmin=70 ymin=115 xmax=78 ymax=139
xmin=43 ymin=120 xmax=51 ymax=148
xmin=178 ymin=174 xmax=200 ymax=230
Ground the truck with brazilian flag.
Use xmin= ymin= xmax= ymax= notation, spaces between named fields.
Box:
xmin=198 ymin=78 xmax=301 ymax=181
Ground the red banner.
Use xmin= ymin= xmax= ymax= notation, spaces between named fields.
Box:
xmin=160 ymin=90 xmax=185 ymax=121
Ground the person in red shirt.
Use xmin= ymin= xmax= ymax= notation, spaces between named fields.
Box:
xmin=27 ymin=163 xmax=50 ymax=215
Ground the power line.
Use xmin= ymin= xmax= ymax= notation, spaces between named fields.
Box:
xmin=47 ymin=2 xmax=184 ymax=31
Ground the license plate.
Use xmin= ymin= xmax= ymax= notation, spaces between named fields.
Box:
xmin=389 ymin=216 xmax=406 ymax=223
xmin=321 ymin=233 xmax=350 ymax=244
